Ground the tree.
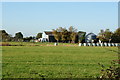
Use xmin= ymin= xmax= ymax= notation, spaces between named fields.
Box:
xmin=23 ymin=36 xmax=34 ymax=42
xmin=70 ymin=32 xmax=77 ymax=43
xmin=61 ymin=28 xmax=68 ymax=42
xmin=52 ymin=27 xmax=64 ymax=42
xmin=104 ymin=29 xmax=113 ymax=42
xmin=69 ymin=26 xmax=77 ymax=32
xmin=52 ymin=29 xmax=61 ymax=42
xmin=68 ymin=26 xmax=77 ymax=43
xmin=14 ymin=32 xmax=23 ymax=42
xmin=111 ymin=28 xmax=120 ymax=43
xmin=36 ymin=33 xmax=42 ymax=39
xmin=56 ymin=27 xmax=64 ymax=32
xmin=52 ymin=27 xmax=68 ymax=42
xmin=0 ymin=30 xmax=11 ymax=42
xmin=98 ymin=29 xmax=113 ymax=43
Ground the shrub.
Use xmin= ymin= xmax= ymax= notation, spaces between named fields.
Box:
xmin=98 ymin=60 xmax=120 ymax=79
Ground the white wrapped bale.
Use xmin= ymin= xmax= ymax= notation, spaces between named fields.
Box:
xmin=111 ymin=43 xmax=114 ymax=46
xmin=83 ymin=43 xmax=87 ymax=46
xmin=87 ymin=43 xmax=90 ymax=46
xmin=96 ymin=43 xmax=99 ymax=46
xmin=92 ymin=43 xmax=95 ymax=46
xmin=54 ymin=43 xmax=58 ymax=46
xmin=104 ymin=43 xmax=107 ymax=46
xmin=79 ymin=43 xmax=82 ymax=46
xmin=100 ymin=43 xmax=102 ymax=46
xmin=115 ymin=43 xmax=118 ymax=46
xmin=108 ymin=43 xmax=111 ymax=46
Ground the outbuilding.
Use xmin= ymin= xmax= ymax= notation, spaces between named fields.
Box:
xmin=85 ymin=33 xmax=97 ymax=43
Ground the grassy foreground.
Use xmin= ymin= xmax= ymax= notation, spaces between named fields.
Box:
xmin=2 ymin=44 xmax=118 ymax=78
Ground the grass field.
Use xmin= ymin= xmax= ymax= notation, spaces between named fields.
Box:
xmin=2 ymin=42 xmax=118 ymax=78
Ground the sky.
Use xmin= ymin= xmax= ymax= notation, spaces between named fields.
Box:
xmin=1 ymin=2 xmax=118 ymax=37
xmin=1 ymin=0 xmax=119 ymax=2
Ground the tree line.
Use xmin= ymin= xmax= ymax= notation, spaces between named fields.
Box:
xmin=0 ymin=26 xmax=120 ymax=43
xmin=97 ymin=28 xmax=120 ymax=43
xmin=0 ymin=30 xmax=42 ymax=42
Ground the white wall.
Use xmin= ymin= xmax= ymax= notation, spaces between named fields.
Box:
xmin=42 ymin=32 xmax=48 ymax=39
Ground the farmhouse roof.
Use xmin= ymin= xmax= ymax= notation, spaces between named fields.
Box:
xmin=86 ymin=32 xmax=96 ymax=37
xmin=44 ymin=31 xmax=53 ymax=35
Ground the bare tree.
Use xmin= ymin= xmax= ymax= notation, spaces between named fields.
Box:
xmin=68 ymin=26 xmax=77 ymax=43
xmin=52 ymin=29 xmax=61 ymax=42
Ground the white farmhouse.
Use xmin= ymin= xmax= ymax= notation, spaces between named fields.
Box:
xmin=39 ymin=31 xmax=56 ymax=42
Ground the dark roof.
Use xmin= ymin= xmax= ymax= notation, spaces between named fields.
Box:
xmin=87 ymin=32 xmax=96 ymax=35
xmin=44 ymin=31 xmax=53 ymax=35
xmin=86 ymin=33 xmax=96 ymax=37
xmin=78 ymin=31 xmax=86 ymax=33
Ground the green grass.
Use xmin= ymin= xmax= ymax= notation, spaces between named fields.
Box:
xmin=2 ymin=44 xmax=118 ymax=78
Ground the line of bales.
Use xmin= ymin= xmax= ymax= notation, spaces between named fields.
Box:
xmin=53 ymin=42 xmax=120 ymax=47
xmin=78 ymin=42 xmax=120 ymax=47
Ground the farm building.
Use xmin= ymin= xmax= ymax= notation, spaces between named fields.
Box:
xmin=78 ymin=31 xmax=86 ymax=43
xmin=85 ymin=32 xmax=97 ymax=43
xmin=40 ymin=31 xmax=57 ymax=42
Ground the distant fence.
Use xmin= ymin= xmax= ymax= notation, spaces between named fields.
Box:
xmin=78 ymin=43 xmax=120 ymax=47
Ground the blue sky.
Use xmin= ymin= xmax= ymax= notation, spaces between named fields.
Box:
xmin=2 ymin=2 xmax=118 ymax=37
